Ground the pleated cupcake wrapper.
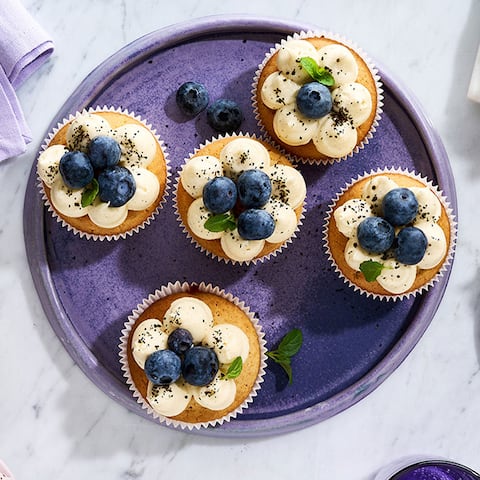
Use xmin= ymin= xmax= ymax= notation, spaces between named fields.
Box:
xmin=119 ymin=281 xmax=267 ymax=431
xmin=37 ymin=105 xmax=171 ymax=241
xmin=173 ymin=132 xmax=306 ymax=266
xmin=323 ymin=167 xmax=457 ymax=301
xmin=251 ymin=30 xmax=384 ymax=165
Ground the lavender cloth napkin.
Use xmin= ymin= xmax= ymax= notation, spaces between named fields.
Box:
xmin=0 ymin=0 xmax=54 ymax=162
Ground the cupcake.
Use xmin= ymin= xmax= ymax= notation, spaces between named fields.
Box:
xmin=175 ymin=134 xmax=307 ymax=264
xmin=37 ymin=107 xmax=170 ymax=240
xmin=119 ymin=282 xmax=267 ymax=429
xmin=324 ymin=169 xmax=456 ymax=300
xmin=253 ymin=31 xmax=382 ymax=163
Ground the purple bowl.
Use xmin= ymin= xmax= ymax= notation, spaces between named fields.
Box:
xmin=23 ymin=15 xmax=457 ymax=437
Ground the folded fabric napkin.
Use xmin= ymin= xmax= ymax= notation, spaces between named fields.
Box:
xmin=0 ymin=0 xmax=54 ymax=162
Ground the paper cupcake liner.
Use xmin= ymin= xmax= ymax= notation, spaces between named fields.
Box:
xmin=251 ymin=30 xmax=384 ymax=165
xmin=37 ymin=105 xmax=171 ymax=241
xmin=173 ymin=132 xmax=306 ymax=265
xmin=323 ymin=167 xmax=457 ymax=301
xmin=119 ymin=281 xmax=267 ymax=430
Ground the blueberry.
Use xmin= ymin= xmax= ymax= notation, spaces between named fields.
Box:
xmin=206 ymin=99 xmax=243 ymax=133
xmin=167 ymin=328 xmax=193 ymax=356
xmin=357 ymin=216 xmax=395 ymax=254
xmin=395 ymin=226 xmax=428 ymax=265
xmin=98 ymin=165 xmax=136 ymax=207
xmin=88 ymin=135 xmax=121 ymax=169
xmin=203 ymin=176 xmax=237 ymax=214
xmin=237 ymin=169 xmax=272 ymax=208
xmin=237 ymin=208 xmax=275 ymax=240
xmin=382 ymin=188 xmax=418 ymax=226
xmin=59 ymin=151 xmax=94 ymax=188
xmin=182 ymin=346 xmax=219 ymax=386
xmin=144 ymin=349 xmax=181 ymax=385
xmin=296 ymin=82 xmax=332 ymax=119
xmin=176 ymin=81 xmax=209 ymax=116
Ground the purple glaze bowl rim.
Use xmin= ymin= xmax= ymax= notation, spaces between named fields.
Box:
xmin=23 ymin=14 xmax=457 ymax=438
xmin=390 ymin=460 xmax=480 ymax=479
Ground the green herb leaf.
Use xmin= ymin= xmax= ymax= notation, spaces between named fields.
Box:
xmin=300 ymin=57 xmax=335 ymax=87
xmin=266 ymin=328 xmax=303 ymax=384
xmin=225 ymin=356 xmax=243 ymax=379
xmin=204 ymin=213 xmax=236 ymax=232
xmin=360 ymin=260 xmax=385 ymax=282
xmin=81 ymin=178 xmax=99 ymax=207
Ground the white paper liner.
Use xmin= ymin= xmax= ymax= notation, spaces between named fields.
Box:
xmin=322 ymin=167 xmax=457 ymax=301
xmin=173 ymin=132 xmax=306 ymax=265
xmin=36 ymin=105 xmax=171 ymax=241
xmin=251 ymin=30 xmax=384 ymax=165
xmin=119 ymin=281 xmax=267 ymax=430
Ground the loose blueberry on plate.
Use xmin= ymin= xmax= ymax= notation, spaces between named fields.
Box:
xmin=88 ymin=135 xmax=122 ymax=169
xmin=237 ymin=169 xmax=272 ymax=208
xmin=203 ymin=176 xmax=237 ymax=214
xmin=395 ymin=226 xmax=428 ymax=265
xmin=296 ymin=82 xmax=332 ymax=119
xmin=206 ymin=99 xmax=243 ymax=133
xmin=144 ymin=349 xmax=181 ymax=385
xmin=382 ymin=188 xmax=418 ymax=226
xmin=237 ymin=208 xmax=275 ymax=240
xmin=167 ymin=328 xmax=193 ymax=356
xmin=357 ymin=216 xmax=395 ymax=253
xmin=182 ymin=346 xmax=219 ymax=386
xmin=59 ymin=151 xmax=94 ymax=189
xmin=176 ymin=81 xmax=210 ymax=117
xmin=98 ymin=165 xmax=136 ymax=207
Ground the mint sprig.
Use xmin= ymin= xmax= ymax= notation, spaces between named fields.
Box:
xmin=81 ymin=178 xmax=99 ymax=207
xmin=204 ymin=212 xmax=236 ymax=232
xmin=300 ymin=57 xmax=335 ymax=87
xmin=225 ymin=356 xmax=243 ymax=379
xmin=266 ymin=328 xmax=303 ymax=384
xmin=360 ymin=260 xmax=386 ymax=282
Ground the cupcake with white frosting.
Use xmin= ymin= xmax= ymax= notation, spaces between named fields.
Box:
xmin=324 ymin=168 xmax=456 ymax=300
xmin=37 ymin=107 xmax=170 ymax=240
xmin=253 ymin=31 xmax=383 ymax=164
xmin=119 ymin=281 xmax=267 ymax=430
xmin=175 ymin=133 xmax=307 ymax=264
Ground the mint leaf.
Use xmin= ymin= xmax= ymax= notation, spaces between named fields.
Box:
xmin=204 ymin=213 xmax=236 ymax=232
xmin=266 ymin=328 xmax=303 ymax=384
xmin=81 ymin=178 xmax=99 ymax=207
xmin=300 ymin=57 xmax=335 ymax=87
xmin=360 ymin=260 xmax=385 ymax=282
xmin=225 ymin=356 xmax=243 ymax=379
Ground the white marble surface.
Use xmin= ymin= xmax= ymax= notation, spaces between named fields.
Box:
xmin=1 ymin=0 xmax=480 ymax=478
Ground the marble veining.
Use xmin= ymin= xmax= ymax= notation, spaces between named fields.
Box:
xmin=1 ymin=0 xmax=480 ymax=479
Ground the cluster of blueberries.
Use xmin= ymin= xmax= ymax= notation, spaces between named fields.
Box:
xmin=356 ymin=188 xmax=428 ymax=265
xmin=144 ymin=328 xmax=219 ymax=387
xmin=203 ymin=169 xmax=275 ymax=240
xmin=59 ymin=136 xmax=136 ymax=207
xmin=176 ymin=81 xmax=243 ymax=133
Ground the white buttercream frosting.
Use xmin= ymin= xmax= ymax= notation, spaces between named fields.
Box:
xmin=131 ymin=318 xmax=168 ymax=369
xmin=114 ymin=124 xmax=157 ymax=169
xmin=192 ymin=374 xmax=237 ymax=411
xmin=263 ymin=198 xmax=298 ymax=244
xmin=220 ymin=229 xmax=265 ymax=262
xmin=66 ymin=113 xmax=110 ymax=151
xmin=333 ymin=175 xmax=448 ymax=294
xmin=50 ymin=180 xmax=91 ymax=218
xmin=204 ymin=324 xmax=250 ymax=364
xmin=87 ymin=197 xmax=128 ymax=228
xmin=127 ymin=168 xmax=160 ymax=211
xmin=186 ymin=198 xmax=224 ymax=240
xmin=147 ymin=381 xmax=192 ymax=417
xmin=37 ymin=144 xmax=67 ymax=186
xmin=180 ymin=155 xmax=222 ymax=198
xmin=162 ymin=297 xmax=214 ymax=343
xmin=260 ymin=37 xmax=374 ymax=158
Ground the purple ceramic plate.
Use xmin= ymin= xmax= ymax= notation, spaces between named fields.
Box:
xmin=23 ymin=15 xmax=457 ymax=437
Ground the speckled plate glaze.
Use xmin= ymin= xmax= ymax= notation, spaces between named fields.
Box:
xmin=23 ymin=15 xmax=457 ymax=437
